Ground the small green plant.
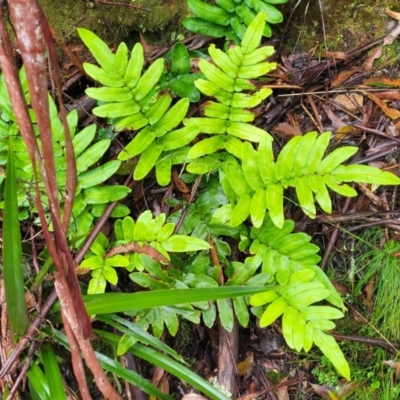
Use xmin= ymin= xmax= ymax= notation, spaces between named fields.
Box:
xmin=160 ymin=42 xmax=203 ymax=102
xmin=183 ymin=0 xmax=289 ymax=41
xmin=74 ymin=12 xmax=400 ymax=384
xmin=312 ymin=355 xmax=340 ymax=386
xmin=81 ymin=210 xmax=210 ymax=294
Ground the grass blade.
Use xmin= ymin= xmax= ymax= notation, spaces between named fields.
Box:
xmin=97 ymin=330 xmax=231 ymax=400
xmin=3 ymin=136 xmax=26 ymax=335
xmin=83 ymin=286 xmax=269 ymax=315
xmin=41 ymin=343 xmax=67 ymax=400
xmin=96 ymin=352 xmax=174 ymax=399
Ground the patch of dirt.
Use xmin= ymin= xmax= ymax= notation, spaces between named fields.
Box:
xmin=280 ymin=0 xmax=395 ymax=53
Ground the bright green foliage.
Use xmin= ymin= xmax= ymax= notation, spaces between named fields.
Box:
xmin=78 ymin=29 xmax=200 ymax=185
xmin=42 ymin=324 xmax=179 ymax=400
xmin=80 ymin=210 xmax=210 ymax=294
xmin=183 ymin=0 xmax=289 ymax=41
xmin=237 ymin=214 xmax=343 ymax=306
xmin=41 ymin=344 xmax=67 ymax=400
xmin=185 ymin=12 xmax=275 ymax=173
xmin=0 ymin=69 xmax=130 ymax=245
xmin=78 ymin=28 xmax=164 ymax=131
xmin=9 ymin=7 xmax=400 ymax=396
xmin=218 ymin=131 xmax=400 ymax=228
xmin=250 ymin=269 xmax=350 ymax=380
xmin=118 ymin=96 xmax=199 ymax=184
xmin=96 ymin=329 xmax=232 ymax=400
xmin=160 ymin=42 xmax=203 ymax=102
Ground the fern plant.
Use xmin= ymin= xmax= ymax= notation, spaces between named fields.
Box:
xmin=217 ymin=131 xmax=400 ymax=228
xmin=78 ymin=29 xmax=200 ymax=186
xmin=184 ymin=12 xmax=276 ymax=174
xmin=74 ymin=12 xmax=400 ymax=385
xmin=183 ymin=0 xmax=289 ymax=41
xmin=80 ymin=210 xmax=211 ymax=294
xmin=250 ymin=269 xmax=350 ymax=380
xmin=242 ymin=219 xmax=348 ymax=375
xmin=0 ymin=71 xmax=130 ymax=245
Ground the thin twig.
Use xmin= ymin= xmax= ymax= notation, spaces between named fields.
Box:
xmin=320 ymin=196 xmax=352 ymax=270
xmin=237 ymin=378 xmax=303 ymax=400
xmin=6 ymin=341 xmax=37 ymax=400
xmin=354 ymin=124 xmax=400 ymax=145
xmin=174 ymin=175 xmax=202 ymax=233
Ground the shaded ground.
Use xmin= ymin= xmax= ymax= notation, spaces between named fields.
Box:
xmin=279 ymin=0 xmax=396 ymax=53
xmin=39 ymin=0 xmax=188 ymax=45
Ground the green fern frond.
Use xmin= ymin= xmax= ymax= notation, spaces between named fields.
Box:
xmin=220 ymin=131 xmax=400 ymax=228
xmin=250 ymin=269 xmax=350 ymax=380
xmin=185 ymin=12 xmax=276 ymax=173
xmin=78 ymin=29 xmax=164 ymax=131
xmin=237 ymin=213 xmax=343 ymax=308
xmin=183 ymin=0 xmax=288 ymax=41
xmin=79 ymin=29 xmax=200 ymax=185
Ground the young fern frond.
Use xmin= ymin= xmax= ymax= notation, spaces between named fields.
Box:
xmin=80 ymin=211 xmax=210 ymax=294
xmin=219 ymin=131 xmax=400 ymax=228
xmin=185 ymin=12 xmax=276 ymax=173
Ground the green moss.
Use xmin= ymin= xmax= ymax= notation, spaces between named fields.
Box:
xmin=39 ymin=0 xmax=188 ymax=45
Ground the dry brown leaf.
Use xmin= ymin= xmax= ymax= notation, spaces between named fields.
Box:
xmin=105 ymin=242 xmax=169 ymax=264
xmin=322 ymin=51 xmax=347 ymax=60
xmin=237 ymin=353 xmax=254 ymax=376
xmin=322 ymin=105 xmax=346 ymax=130
xmin=335 ymin=126 xmax=358 ymax=140
xmin=363 ymin=47 xmax=383 ymax=72
xmin=271 ymin=122 xmax=302 ymax=137
xmin=140 ymin=32 xmax=163 ymax=57
xmin=385 ymin=9 xmax=400 ymax=20
xmin=158 ymin=373 xmax=170 ymax=395
xmin=172 ymin=168 xmax=190 ymax=194
xmin=367 ymin=92 xmax=400 ymax=119
xmin=368 ymin=91 xmax=400 ymax=101
xmin=310 ymin=383 xmax=332 ymax=397
xmin=383 ymin=20 xmax=400 ymax=45
xmin=331 ymin=68 xmax=362 ymax=88
xmin=24 ymin=291 xmax=36 ymax=309
xmin=382 ymin=359 xmax=400 ymax=379
xmin=363 ymin=77 xmax=400 ymax=88
xmin=334 ymin=94 xmax=363 ymax=113
xmin=276 ymin=383 xmax=289 ymax=400
xmin=360 ymin=278 xmax=375 ymax=314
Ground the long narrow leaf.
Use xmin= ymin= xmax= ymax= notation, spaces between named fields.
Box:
xmin=41 ymin=343 xmax=67 ymax=400
xmin=96 ymin=352 xmax=173 ymax=400
xmin=97 ymin=330 xmax=232 ymax=400
xmin=3 ymin=137 xmax=26 ymax=335
xmin=82 ymin=286 xmax=268 ymax=315
xmin=41 ymin=327 xmax=172 ymax=399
